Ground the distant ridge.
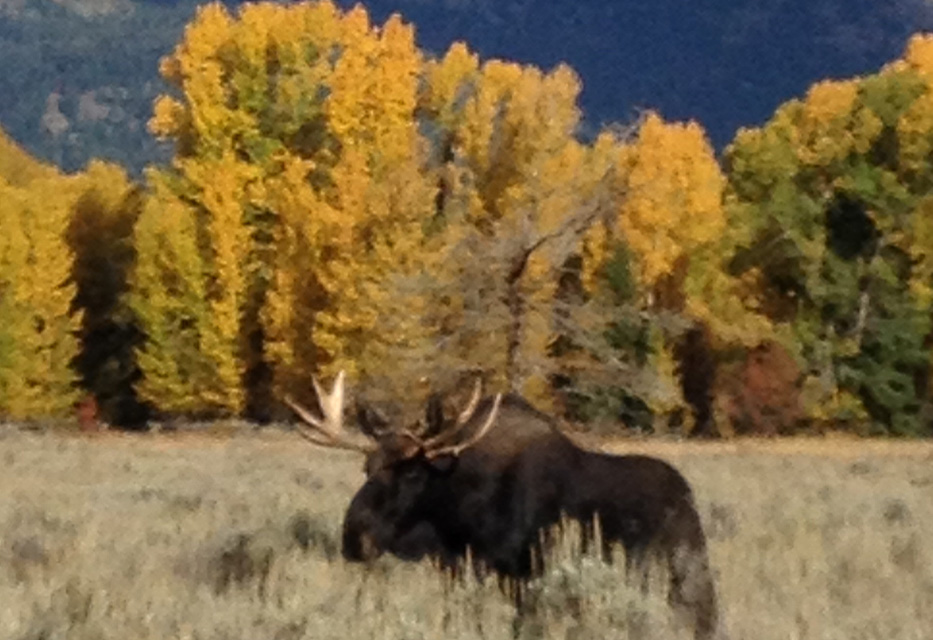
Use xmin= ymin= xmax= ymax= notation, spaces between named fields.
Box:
xmin=0 ymin=0 xmax=931 ymax=173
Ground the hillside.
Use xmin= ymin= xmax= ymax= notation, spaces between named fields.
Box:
xmin=0 ymin=0 xmax=931 ymax=174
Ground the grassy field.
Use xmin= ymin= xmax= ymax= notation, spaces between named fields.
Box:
xmin=1 ymin=426 xmax=932 ymax=640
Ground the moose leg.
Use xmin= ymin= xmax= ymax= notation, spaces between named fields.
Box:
xmin=668 ymin=544 xmax=718 ymax=640
xmin=665 ymin=508 xmax=719 ymax=640
xmin=624 ymin=544 xmax=652 ymax=594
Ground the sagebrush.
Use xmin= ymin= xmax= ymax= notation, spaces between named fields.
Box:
xmin=1 ymin=429 xmax=931 ymax=639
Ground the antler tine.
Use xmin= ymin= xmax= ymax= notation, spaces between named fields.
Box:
xmin=284 ymin=395 xmax=374 ymax=453
xmin=422 ymin=376 xmax=484 ymax=449
xmin=283 ymin=398 xmax=354 ymax=448
xmin=314 ymin=370 xmax=345 ymax=433
xmin=427 ymin=393 xmax=502 ymax=459
xmin=283 ymin=371 xmax=375 ymax=454
xmin=456 ymin=378 xmax=483 ymax=426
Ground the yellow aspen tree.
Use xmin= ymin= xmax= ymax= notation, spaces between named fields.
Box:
xmin=580 ymin=132 xmax=625 ymax=292
xmin=142 ymin=2 xmax=252 ymax=415
xmin=594 ymin=113 xmax=728 ymax=428
xmin=0 ymin=128 xmax=59 ymax=187
xmin=131 ymin=159 xmax=255 ymax=416
xmin=150 ymin=1 xmax=240 ymax=158
xmin=496 ymin=64 xmax=606 ymax=406
xmin=425 ymin=58 xmax=539 ymax=387
xmin=499 ymin=103 xmax=590 ymax=404
xmin=145 ymin=1 xmax=343 ymax=415
xmin=261 ymin=156 xmax=331 ymax=404
xmin=420 ymin=48 xmax=606 ymax=405
xmin=895 ymin=33 xmax=933 ymax=176
xmin=616 ymin=112 xmax=726 ymax=299
xmin=185 ymin=153 xmax=257 ymax=413
xmin=308 ymin=8 xmax=437 ymax=383
xmin=130 ymin=172 xmax=213 ymax=414
xmin=134 ymin=153 xmax=255 ymax=414
xmin=792 ymin=79 xmax=881 ymax=167
xmin=421 ymin=42 xmax=480 ymax=129
xmin=0 ymin=178 xmax=30 ymax=415
xmin=152 ymin=0 xmax=343 ymax=167
xmin=149 ymin=1 xmax=437 ymax=411
xmin=0 ymin=175 xmax=82 ymax=420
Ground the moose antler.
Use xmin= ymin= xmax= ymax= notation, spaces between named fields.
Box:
xmin=284 ymin=372 xmax=501 ymax=458
xmin=425 ymin=393 xmax=503 ymax=459
xmin=456 ymin=378 xmax=484 ymax=427
xmin=422 ymin=376 xmax=502 ymax=457
xmin=284 ymin=371 xmax=376 ymax=453
xmin=422 ymin=377 xmax=484 ymax=448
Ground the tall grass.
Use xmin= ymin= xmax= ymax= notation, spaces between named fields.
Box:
xmin=1 ymin=428 xmax=932 ymax=639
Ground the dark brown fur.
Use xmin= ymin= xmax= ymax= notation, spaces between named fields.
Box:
xmin=341 ymin=393 xmax=719 ymax=639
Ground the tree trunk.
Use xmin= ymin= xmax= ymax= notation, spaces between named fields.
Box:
xmin=504 ymin=248 xmax=533 ymax=391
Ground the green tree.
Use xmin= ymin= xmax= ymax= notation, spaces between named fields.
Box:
xmin=576 ymin=113 xmax=771 ymax=436
xmin=724 ymin=39 xmax=933 ymax=435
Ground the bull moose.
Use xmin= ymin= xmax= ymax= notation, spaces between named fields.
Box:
xmin=285 ymin=372 xmax=720 ymax=640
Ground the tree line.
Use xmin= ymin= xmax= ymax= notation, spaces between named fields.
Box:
xmin=3 ymin=1 xmax=933 ymax=437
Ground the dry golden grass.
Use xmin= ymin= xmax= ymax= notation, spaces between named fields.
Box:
xmin=1 ymin=427 xmax=932 ymax=640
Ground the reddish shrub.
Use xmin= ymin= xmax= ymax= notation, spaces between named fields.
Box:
xmin=718 ymin=341 xmax=804 ymax=436
xmin=76 ymin=395 xmax=101 ymax=433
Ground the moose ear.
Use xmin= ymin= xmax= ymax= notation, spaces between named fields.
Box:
xmin=422 ymin=393 xmax=446 ymax=439
xmin=356 ymin=403 xmax=389 ymax=438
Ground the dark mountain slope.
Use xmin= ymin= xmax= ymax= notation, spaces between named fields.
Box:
xmin=0 ymin=0 xmax=930 ymax=173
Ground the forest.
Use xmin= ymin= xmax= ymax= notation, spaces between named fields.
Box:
xmin=4 ymin=0 xmax=933 ymax=437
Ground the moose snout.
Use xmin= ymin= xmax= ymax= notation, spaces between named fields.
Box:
xmin=341 ymin=501 xmax=384 ymax=562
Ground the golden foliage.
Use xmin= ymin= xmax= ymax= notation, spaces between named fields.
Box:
xmin=579 ymin=132 xmax=627 ymax=294
xmin=144 ymin=1 xmax=439 ymax=406
xmin=150 ymin=2 xmax=238 ymax=150
xmin=144 ymin=2 xmax=615 ymax=408
xmin=896 ymin=35 xmax=933 ymax=175
xmin=287 ymin=4 xmax=435 ymax=383
xmin=903 ymin=32 xmax=933 ymax=78
xmin=682 ymin=252 xmax=776 ymax=347
xmin=130 ymin=165 xmax=249 ymax=416
xmin=260 ymin=157 xmax=328 ymax=400
xmin=421 ymin=42 xmax=479 ymax=127
xmin=185 ymin=153 xmax=257 ymax=411
xmin=908 ymin=195 xmax=933 ymax=308
xmin=793 ymin=80 xmax=882 ymax=166
xmin=616 ymin=112 xmax=726 ymax=294
xmin=421 ymin=52 xmax=594 ymax=404
xmin=0 ymin=128 xmax=59 ymax=188
xmin=0 ymin=175 xmax=82 ymax=419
